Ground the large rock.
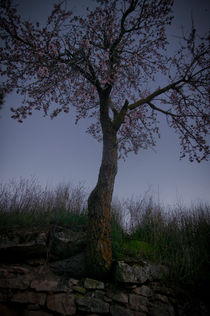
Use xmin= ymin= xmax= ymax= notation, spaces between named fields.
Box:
xmin=0 ymin=228 xmax=48 ymax=263
xmin=47 ymin=293 xmax=76 ymax=315
xmin=110 ymin=304 xmax=146 ymax=316
xmin=50 ymin=251 xmax=87 ymax=278
xmin=112 ymin=292 xmax=128 ymax=304
xmin=149 ymin=301 xmax=175 ymax=316
xmin=129 ymin=294 xmax=149 ymax=313
xmin=133 ymin=285 xmax=153 ymax=297
xmin=0 ymin=277 xmax=30 ymax=290
xmin=0 ymin=226 xmax=87 ymax=263
xmin=115 ymin=260 xmax=169 ymax=284
xmin=49 ymin=226 xmax=86 ymax=260
xmin=76 ymin=296 xmax=109 ymax=313
xmin=11 ymin=291 xmax=46 ymax=305
xmin=31 ymin=279 xmax=58 ymax=292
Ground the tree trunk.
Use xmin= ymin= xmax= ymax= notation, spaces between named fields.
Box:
xmin=87 ymin=127 xmax=118 ymax=278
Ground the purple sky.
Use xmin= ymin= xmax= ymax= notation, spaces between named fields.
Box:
xmin=0 ymin=0 xmax=210 ymax=207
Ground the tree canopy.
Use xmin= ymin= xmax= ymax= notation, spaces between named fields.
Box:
xmin=0 ymin=0 xmax=209 ymax=161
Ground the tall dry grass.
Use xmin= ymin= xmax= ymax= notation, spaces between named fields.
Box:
xmin=0 ymin=177 xmax=209 ymax=288
xmin=126 ymin=195 xmax=210 ymax=287
xmin=0 ymin=176 xmax=87 ymax=228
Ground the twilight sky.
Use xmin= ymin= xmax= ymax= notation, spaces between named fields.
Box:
xmin=0 ymin=0 xmax=210 ymax=207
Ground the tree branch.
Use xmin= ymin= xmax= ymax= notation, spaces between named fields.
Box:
xmin=147 ymin=101 xmax=208 ymax=152
xmin=128 ymin=78 xmax=184 ymax=111
xmin=147 ymin=101 xmax=179 ymax=117
xmin=113 ymin=99 xmax=129 ymax=131
xmin=110 ymin=0 xmax=140 ymax=61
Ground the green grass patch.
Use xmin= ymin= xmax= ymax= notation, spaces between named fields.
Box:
xmin=121 ymin=239 xmax=155 ymax=260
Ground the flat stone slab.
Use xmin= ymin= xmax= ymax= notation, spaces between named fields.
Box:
xmin=115 ymin=260 xmax=169 ymax=284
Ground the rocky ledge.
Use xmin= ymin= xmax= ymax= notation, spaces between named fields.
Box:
xmin=0 ymin=226 xmax=209 ymax=316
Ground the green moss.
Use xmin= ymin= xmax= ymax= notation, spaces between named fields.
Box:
xmin=122 ymin=239 xmax=155 ymax=260
xmin=112 ymin=237 xmax=156 ymax=262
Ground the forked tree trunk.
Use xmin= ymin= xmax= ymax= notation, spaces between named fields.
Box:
xmin=87 ymin=128 xmax=118 ymax=278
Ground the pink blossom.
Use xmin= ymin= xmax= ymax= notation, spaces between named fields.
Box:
xmin=60 ymin=63 xmax=67 ymax=70
xmin=48 ymin=43 xmax=58 ymax=56
xmin=37 ymin=67 xmax=49 ymax=78
xmin=84 ymin=39 xmax=90 ymax=49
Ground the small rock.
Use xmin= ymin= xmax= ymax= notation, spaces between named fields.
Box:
xmin=104 ymin=296 xmax=112 ymax=303
xmin=31 ymin=280 xmax=58 ymax=292
xmin=0 ymin=304 xmax=51 ymax=316
xmin=151 ymin=283 xmax=176 ymax=297
xmin=69 ymin=278 xmax=79 ymax=285
xmin=0 ymin=265 xmax=30 ymax=280
xmin=133 ymin=285 xmax=153 ymax=297
xmin=112 ymin=292 xmax=128 ymax=304
xmin=47 ymin=293 xmax=76 ymax=315
xmin=76 ymin=296 xmax=91 ymax=312
xmin=72 ymin=285 xmax=86 ymax=294
xmin=149 ymin=302 xmax=175 ymax=316
xmin=93 ymin=290 xmax=106 ymax=300
xmin=129 ymin=294 xmax=149 ymax=313
xmin=90 ymin=298 xmax=109 ymax=313
xmin=110 ymin=304 xmax=146 ymax=316
xmin=84 ymin=278 xmax=104 ymax=290
xmin=11 ymin=291 xmax=46 ymax=305
xmin=0 ymin=278 xmax=30 ymax=290
xmin=76 ymin=296 xmax=109 ymax=313
xmin=152 ymin=293 xmax=169 ymax=304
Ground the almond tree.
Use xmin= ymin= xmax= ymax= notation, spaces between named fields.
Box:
xmin=1 ymin=0 xmax=209 ymax=277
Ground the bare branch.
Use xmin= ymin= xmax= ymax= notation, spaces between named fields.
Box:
xmin=128 ymin=79 xmax=184 ymax=111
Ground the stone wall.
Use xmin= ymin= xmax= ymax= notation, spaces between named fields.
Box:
xmin=0 ymin=262 xmax=208 ymax=316
xmin=0 ymin=227 xmax=209 ymax=316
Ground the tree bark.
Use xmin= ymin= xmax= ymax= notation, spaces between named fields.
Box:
xmin=87 ymin=124 xmax=118 ymax=278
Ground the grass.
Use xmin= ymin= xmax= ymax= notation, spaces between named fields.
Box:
xmin=121 ymin=240 xmax=155 ymax=260
xmin=0 ymin=177 xmax=88 ymax=230
xmin=121 ymin=196 xmax=210 ymax=291
xmin=0 ymin=177 xmax=210 ymax=291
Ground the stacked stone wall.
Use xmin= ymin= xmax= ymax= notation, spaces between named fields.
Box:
xmin=0 ymin=263 xmax=208 ymax=316
xmin=0 ymin=227 xmax=208 ymax=316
